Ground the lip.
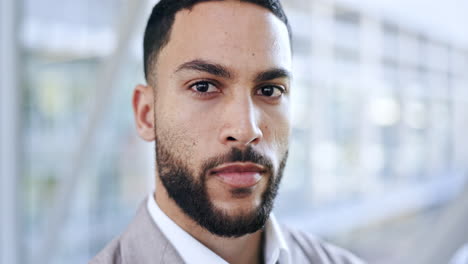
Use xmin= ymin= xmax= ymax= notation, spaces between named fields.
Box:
xmin=210 ymin=162 xmax=266 ymax=188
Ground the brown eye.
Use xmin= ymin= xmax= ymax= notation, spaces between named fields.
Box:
xmin=190 ymin=81 xmax=218 ymax=93
xmin=256 ymin=86 xmax=284 ymax=98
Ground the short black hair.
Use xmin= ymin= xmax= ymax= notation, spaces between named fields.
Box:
xmin=143 ymin=0 xmax=292 ymax=81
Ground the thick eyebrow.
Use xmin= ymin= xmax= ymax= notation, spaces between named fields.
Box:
xmin=254 ymin=68 xmax=291 ymax=83
xmin=175 ymin=59 xmax=232 ymax=79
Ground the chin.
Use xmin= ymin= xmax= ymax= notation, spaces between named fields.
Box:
xmin=211 ymin=196 xmax=263 ymax=215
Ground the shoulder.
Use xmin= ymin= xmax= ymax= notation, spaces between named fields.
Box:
xmin=88 ymin=199 xmax=184 ymax=264
xmin=89 ymin=236 xmax=123 ymax=264
xmin=281 ymin=226 xmax=367 ymax=264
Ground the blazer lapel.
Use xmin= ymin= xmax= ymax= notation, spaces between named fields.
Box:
xmin=119 ymin=199 xmax=185 ymax=264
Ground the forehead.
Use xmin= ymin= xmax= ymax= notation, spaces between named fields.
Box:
xmin=155 ymin=1 xmax=292 ymax=78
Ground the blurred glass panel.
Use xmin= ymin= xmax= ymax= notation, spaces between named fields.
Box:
xmin=13 ymin=0 xmax=468 ymax=263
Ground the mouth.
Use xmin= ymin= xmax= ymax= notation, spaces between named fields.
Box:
xmin=209 ymin=162 xmax=266 ymax=188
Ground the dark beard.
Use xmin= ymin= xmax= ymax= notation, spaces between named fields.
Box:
xmin=156 ymin=142 xmax=288 ymax=237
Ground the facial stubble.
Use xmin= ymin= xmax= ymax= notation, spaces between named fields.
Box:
xmin=155 ymin=134 xmax=288 ymax=238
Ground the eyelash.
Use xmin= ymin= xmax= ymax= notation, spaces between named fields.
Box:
xmin=188 ymin=80 xmax=287 ymax=99
xmin=189 ymin=80 xmax=220 ymax=98
xmin=255 ymin=85 xmax=286 ymax=98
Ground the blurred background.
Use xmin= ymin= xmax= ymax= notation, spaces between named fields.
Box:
xmin=1 ymin=0 xmax=468 ymax=263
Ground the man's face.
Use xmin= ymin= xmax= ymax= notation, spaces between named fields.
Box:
xmin=151 ymin=1 xmax=291 ymax=236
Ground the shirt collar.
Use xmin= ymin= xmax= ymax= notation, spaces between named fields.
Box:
xmin=147 ymin=193 xmax=227 ymax=264
xmin=264 ymin=214 xmax=291 ymax=264
xmin=147 ymin=193 xmax=291 ymax=264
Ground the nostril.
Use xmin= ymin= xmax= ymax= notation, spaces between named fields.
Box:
xmin=227 ymin=136 xmax=236 ymax=141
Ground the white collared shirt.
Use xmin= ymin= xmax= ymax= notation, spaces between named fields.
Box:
xmin=147 ymin=194 xmax=290 ymax=264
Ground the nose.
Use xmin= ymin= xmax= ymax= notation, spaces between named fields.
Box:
xmin=218 ymin=95 xmax=263 ymax=148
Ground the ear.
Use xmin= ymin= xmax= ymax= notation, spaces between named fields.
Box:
xmin=132 ymin=84 xmax=156 ymax=141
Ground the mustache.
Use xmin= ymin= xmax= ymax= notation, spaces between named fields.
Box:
xmin=201 ymin=146 xmax=274 ymax=174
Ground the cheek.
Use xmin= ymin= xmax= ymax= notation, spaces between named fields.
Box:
xmin=264 ymin=113 xmax=290 ymax=175
xmin=261 ymin=106 xmax=291 ymax=159
xmin=273 ymin=120 xmax=290 ymax=155
xmin=157 ymin=120 xmax=193 ymax=154
xmin=155 ymin=101 xmax=214 ymax=170
xmin=155 ymin=108 xmax=196 ymax=160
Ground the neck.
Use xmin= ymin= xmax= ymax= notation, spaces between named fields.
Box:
xmin=154 ymin=179 xmax=264 ymax=264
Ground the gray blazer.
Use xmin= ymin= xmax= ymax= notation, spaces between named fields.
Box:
xmin=90 ymin=200 xmax=366 ymax=264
